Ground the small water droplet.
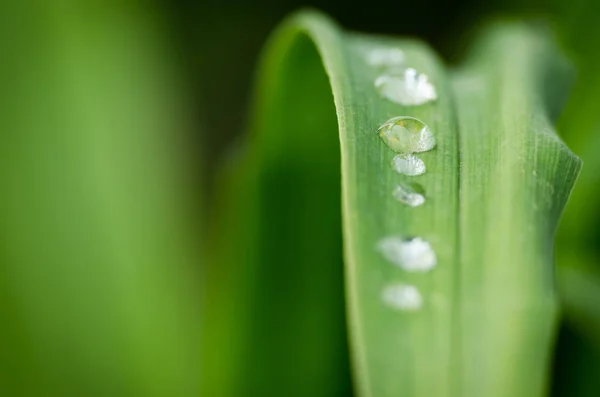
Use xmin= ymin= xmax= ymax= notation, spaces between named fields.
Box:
xmin=378 ymin=116 xmax=436 ymax=153
xmin=375 ymin=68 xmax=437 ymax=105
xmin=366 ymin=48 xmax=405 ymax=67
xmin=391 ymin=153 xmax=426 ymax=176
xmin=377 ymin=236 xmax=437 ymax=271
xmin=393 ymin=184 xmax=425 ymax=207
xmin=381 ymin=283 xmax=423 ymax=311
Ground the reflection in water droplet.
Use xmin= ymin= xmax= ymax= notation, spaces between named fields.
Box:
xmin=393 ymin=184 xmax=425 ymax=207
xmin=381 ymin=284 xmax=422 ymax=311
xmin=366 ymin=48 xmax=405 ymax=67
xmin=375 ymin=68 xmax=437 ymax=105
xmin=391 ymin=153 xmax=426 ymax=176
xmin=377 ymin=236 xmax=437 ymax=271
xmin=378 ymin=116 xmax=436 ymax=153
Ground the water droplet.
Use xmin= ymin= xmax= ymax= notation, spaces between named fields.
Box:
xmin=375 ymin=68 xmax=437 ymax=105
xmin=381 ymin=284 xmax=423 ymax=311
xmin=393 ymin=184 xmax=425 ymax=207
xmin=391 ymin=153 xmax=426 ymax=176
xmin=366 ymin=48 xmax=405 ymax=67
xmin=378 ymin=116 xmax=436 ymax=153
xmin=377 ymin=236 xmax=437 ymax=271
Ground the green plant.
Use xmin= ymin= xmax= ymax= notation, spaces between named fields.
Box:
xmin=205 ymin=10 xmax=583 ymax=397
xmin=3 ymin=2 xmax=599 ymax=396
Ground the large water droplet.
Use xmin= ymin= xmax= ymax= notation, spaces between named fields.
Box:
xmin=378 ymin=116 xmax=436 ymax=153
xmin=393 ymin=184 xmax=425 ymax=207
xmin=366 ymin=48 xmax=405 ymax=67
xmin=375 ymin=68 xmax=437 ymax=105
xmin=381 ymin=284 xmax=423 ymax=311
xmin=377 ymin=236 xmax=437 ymax=271
xmin=391 ymin=153 xmax=426 ymax=176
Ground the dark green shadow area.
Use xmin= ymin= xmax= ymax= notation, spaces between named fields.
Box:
xmin=207 ymin=31 xmax=352 ymax=396
xmin=551 ymin=323 xmax=600 ymax=397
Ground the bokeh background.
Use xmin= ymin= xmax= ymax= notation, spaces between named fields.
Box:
xmin=1 ymin=0 xmax=599 ymax=396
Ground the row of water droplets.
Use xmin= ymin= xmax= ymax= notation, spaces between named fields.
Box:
xmin=367 ymin=46 xmax=438 ymax=312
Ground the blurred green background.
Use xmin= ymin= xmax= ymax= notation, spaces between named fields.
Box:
xmin=1 ymin=0 xmax=599 ymax=396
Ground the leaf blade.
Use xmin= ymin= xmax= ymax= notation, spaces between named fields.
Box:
xmin=208 ymin=10 xmax=582 ymax=397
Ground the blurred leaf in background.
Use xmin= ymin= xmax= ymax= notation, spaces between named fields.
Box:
xmin=551 ymin=1 xmax=600 ymax=396
xmin=0 ymin=1 xmax=203 ymax=396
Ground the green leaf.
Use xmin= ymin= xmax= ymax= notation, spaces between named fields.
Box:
xmin=451 ymin=23 xmax=581 ymax=397
xmin=207 ymin=10 xmax=581 ymax=397
xmin=0 ymin=2 xmax=202 ymax=396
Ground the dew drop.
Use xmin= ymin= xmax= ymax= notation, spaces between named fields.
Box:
xmin=378 ymin=116 xmax=436 ymax=153
xmin=393 ymin=184 xmax=425 ymax=207
xmin=381 ymin=284 xmax=423 ymax=311
xmin=375 ymin=68 xmax=437 ymax=105
xmin=391 ymin=153 xmax=426 ymax=176
xmin=366 ymin=48 xmax=405 ymax=67
xmin=377 ymin=236 xmax=437 ymax=271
